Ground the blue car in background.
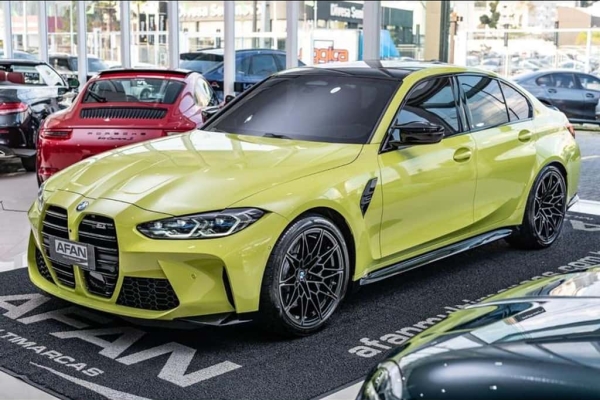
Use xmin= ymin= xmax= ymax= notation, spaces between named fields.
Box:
xmin=180 ymin=48 xmax=304 ymax=100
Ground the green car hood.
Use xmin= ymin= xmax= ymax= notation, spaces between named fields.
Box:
xmin=45 ymin=130 xmax=362 ymax=215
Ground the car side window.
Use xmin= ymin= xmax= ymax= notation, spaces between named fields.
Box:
xmin=275 ymin=54 xmax=287 ymax=71
xmin=550 ymin=73 xmax=578 ymax=89
xmin=500 ymin=82 xmax=532 ymax=121
xmin=577 ymin=74 xmax=600 ymax=91
xmin=392 ymin=76 xmax=461 ymax=140
xmin=458 ymin=75 xmax=508 ymax=130
xmin=535 ymin=75 xmax=553 ymax=87
xmin=250 ymin=55 xmax=278 ymax=77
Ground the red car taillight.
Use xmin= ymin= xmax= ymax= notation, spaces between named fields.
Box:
xmin=41 ymin=129 xmax=72 ymax=139
xmin=0 ymin=102 xmax=28 ymax=115
xmin=566 ymin=123 xmax=575 ymax=138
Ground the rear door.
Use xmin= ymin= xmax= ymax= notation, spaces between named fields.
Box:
xmin=457 ymin=74 xmax=538 ymax=225
xmin=575 ymin=73 xmax=600 ymax=120
xmin=543 ymin=72 xmax=588 ymax=119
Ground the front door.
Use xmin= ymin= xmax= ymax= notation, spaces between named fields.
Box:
xmin=378 ymin=75 xmax=477 ymax=257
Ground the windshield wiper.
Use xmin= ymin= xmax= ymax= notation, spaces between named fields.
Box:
xmin=86 ymin=91 xmax=106 ymax=103
xmin=263 ymin=133 xmax=292 ymax=139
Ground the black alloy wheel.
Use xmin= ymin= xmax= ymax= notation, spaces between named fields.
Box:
xmin=260 ymin=215 xmax=350 ymax=336
xmin=507 ymin=165 xmax=567 ymax=249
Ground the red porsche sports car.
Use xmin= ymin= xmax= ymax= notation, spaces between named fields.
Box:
xmin=37 ymin=68 xmax=219 ymax=184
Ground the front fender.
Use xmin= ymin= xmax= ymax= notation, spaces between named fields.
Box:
xmin=231 ymin=146 xmax=382 ymax=281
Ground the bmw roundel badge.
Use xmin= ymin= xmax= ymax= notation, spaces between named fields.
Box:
xmin=76 ymin=201 xmax=89 ymax=212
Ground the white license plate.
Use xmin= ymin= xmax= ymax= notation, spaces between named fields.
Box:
xmin=49 ymin=237 xmax=96 ymax=271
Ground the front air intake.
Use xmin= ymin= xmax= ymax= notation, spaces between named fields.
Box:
xmin=41 ymin=206 xmax=76 ymax=288
xmin=80 ymin=108 xmax=167 ymax=120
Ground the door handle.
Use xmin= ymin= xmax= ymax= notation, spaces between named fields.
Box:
xmin=586 ymin=93 xmax=595 ymax=98
xmin=547 ymin=88 xmax=557 ymax=94
xmin=453 ymin=147 xmax=472 ymax=162
xmin=518 ymin=129 xmax=533 ymax=142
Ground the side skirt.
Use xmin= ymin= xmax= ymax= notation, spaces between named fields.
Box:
xmin=359 ymin=228 xmax=515 ymax=286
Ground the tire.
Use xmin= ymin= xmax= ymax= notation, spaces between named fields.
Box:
xmin=21 ymin=155 xmax=36 ymax=172
xmin=507 ymin=165 xmax=567 ymax=250
xmin=259 ymin=214 xmax=350 ymax=337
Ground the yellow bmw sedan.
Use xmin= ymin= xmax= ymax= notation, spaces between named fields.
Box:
xmin=28 ymin=61 xmax=580 ymax=336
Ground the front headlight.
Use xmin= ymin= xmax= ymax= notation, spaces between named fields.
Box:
xmin=37 ymin=182 xmax=46 ymax=211
xmin=357 ymin=361 xmax=403 ymax=400
xmin=137 ymin=208 xmax=265 ymax=239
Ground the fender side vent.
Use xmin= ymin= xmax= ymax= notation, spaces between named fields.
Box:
xmin=360 ymin=177 xmax=378 ymax=216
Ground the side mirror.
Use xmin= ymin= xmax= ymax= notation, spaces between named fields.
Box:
xmin=389 ymin=121 xmax=445 ymax=147
xmin=224 ymin=94 xmax=235 ymax=104
xmin=201 ymin=105 xmax=221 ymax=121
xmin=66 ymin=77 xmax=80 ymax=89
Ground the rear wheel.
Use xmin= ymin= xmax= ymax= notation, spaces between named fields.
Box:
xmin=259 ymin=215 xmax=350 ymax=337
xmin=21 ymin=155 xmax=36 ymax=172
xmin=507 ymin=165 xmax=567 ymax=250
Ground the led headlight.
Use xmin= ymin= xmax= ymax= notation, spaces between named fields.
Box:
xmin=137 ymin=208 xmax=265 ymax=239
xmin=358 ymin=361 xmax=403 ymax=400
xmin=37 ymin=181 xmax=46 ymax=212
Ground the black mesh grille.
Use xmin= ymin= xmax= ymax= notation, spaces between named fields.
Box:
xmin=41 ymin=206 xmax=75 ymax=288
xmin=35 ymin=248 xmax=54 ymax=284
xmin=78 ymin=215 xmax=119 ymax=298
xmin=117 ymin=277 xmax=180 ymax=311
xmin=80 ymin=108 xmax=167 ymax=120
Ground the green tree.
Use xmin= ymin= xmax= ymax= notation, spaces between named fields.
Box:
xmin=480 ymin=1 xmax=501 ymax=29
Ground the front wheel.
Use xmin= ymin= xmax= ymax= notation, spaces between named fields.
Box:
xmin=507 ymin=165 xmax=567 ymax=250
xmin=259 ymin=215 xmax=350 ymax=337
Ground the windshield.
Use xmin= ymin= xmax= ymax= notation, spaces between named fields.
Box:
xmin=206 ymin=75 xmax=399 ymax=144
xmin=70 ymin=57 xmax=109 ymax=72
xmin=0 ymin=63 xmax=65 ymax=86
xmin=180 ymin=53 xmax=223 ymax=74
xmin=82 ymin=77 xmax=185 ymax=104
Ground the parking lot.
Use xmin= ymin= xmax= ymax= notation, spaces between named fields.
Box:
xmin=1 ymin=131 xmax=600 ymax=400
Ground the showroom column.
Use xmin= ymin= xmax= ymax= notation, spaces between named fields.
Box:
xmin=38 ymin=1 xmax=49 ymax=62
xmin=120 ymin=0 xmax=131 ymax=68
xmin=286 ymin=1 xmax=300 ymax=68
xmin=77 ymin=0 xmax=87 ymax=89
xmin=167 ymin=0 xmax=179 ymax=68
xmin=3 ymin=1 xmax=13 ymax=58
xmin=224 ymin=1 xmax=235 ymax=97
xmin=363 ymin=1 xmax=381 ymax=60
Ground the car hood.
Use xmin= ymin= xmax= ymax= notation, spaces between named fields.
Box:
xmin=45 ymin=130 xmax=362 ymax=215
xmin=383 ymin=268 xmax=600 ymax=399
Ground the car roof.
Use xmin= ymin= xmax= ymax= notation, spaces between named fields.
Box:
xmin=95 ymin=68 xmax=194 ymax=78
xmin=182 ymin=48 xmax=285 ymax=56
xmin=514 ymin=69 xmax=591 ymax=81
xmin=0 ymin=59 xmax=45 ymax=65
xmin=276 ymin=60 xmax=466 ymax=80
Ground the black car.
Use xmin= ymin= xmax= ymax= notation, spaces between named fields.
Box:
xmin=514 ymin=70 xmax=600 ymax=123
xmin=49 ymin=53 xmax=109 ymax=82
xmin=0 ymin=59 xmax=78 ymax=171
xmin=358 ymin=268 xmax=600 ymax=400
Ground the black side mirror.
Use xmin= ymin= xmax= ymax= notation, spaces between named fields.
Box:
xmin=224 ymin=94 xmax=235 ymax=104
xmin=66 ymin=77 xmax=80 ymax=89
xmin=389 ymin=121 xmax=445 ymax=147
xmin=201 ymin=105 xmax=221 ymax=121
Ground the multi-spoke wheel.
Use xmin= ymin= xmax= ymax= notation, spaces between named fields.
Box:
xmin=507 ymin=165 xmax=567 ymax=249
xmin=259 ymin=215 xmax=350 ymax=336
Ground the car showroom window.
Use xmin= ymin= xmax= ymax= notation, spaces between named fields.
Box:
xmin=577 ymin=74 xmax=600 ymax=91
xmin=458 ymin=75 xmax=508 ymax=130
xmin=206 ymin=75 xmax=400 ymax=144
xmin=393 ymin=76 xmax=461 ymax=139
xmin=500 ymin=83 xmax=532 ymax=121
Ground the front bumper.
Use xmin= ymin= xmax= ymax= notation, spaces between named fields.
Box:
xmin=28 ymin=189 xmax=288 ymax=321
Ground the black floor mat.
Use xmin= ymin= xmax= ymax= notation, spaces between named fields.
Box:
xmin=0 ymin=212 xmax=599 ymax=400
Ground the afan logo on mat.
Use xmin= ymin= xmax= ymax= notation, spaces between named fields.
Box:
xmin=0 ymin=297 xmax=241 ymax=387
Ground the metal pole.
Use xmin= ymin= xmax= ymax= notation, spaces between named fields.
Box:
xmin=224 ymin=0 xmax=235 ymax=97
xmin=120 ymin=0 xmax=131 ymax=67
xmin=70 ymin=2 xmax=74 ymax=53
xmin=77 ymin=0 xmax=87 ymax=89
xmin=286 ymin=1 xmax=299 ymax=68
xmin=38 ymin=1 xmax=48 ymax=62
xmin=586 ymin=28 xmax=592 ymax=73
xmin=3 ymin=1 xmax=13 ymax=58
xmin=167 ymin=0 xmax=179 ymax=68
xmin=24 ymin=2 xmax=28 ymax=51
xmin=363 ymin=0 xmax=381 ymax=60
